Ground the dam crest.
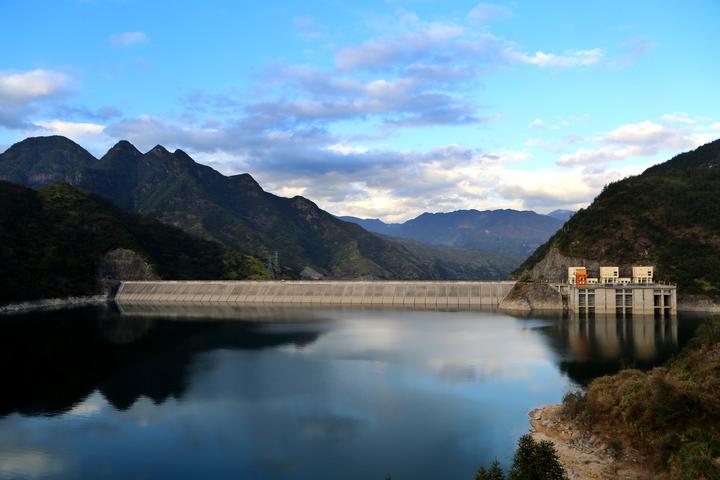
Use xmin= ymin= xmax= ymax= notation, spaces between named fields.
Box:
xmin=116 ymin=281 xmax=517 ymax=307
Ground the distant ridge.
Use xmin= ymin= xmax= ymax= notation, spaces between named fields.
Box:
xmin=341 ymin=208 xmax=564 ymax=257
xmin=547 ymin=209 xmax=575 ymax=221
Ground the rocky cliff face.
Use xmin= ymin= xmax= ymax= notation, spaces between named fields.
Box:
xmin=99 ymin=248 xmax=158 ymax=281
xmin=98 ymin=249 xmax=158 ymax=293
xmin=527 ymin=247 xmax=598 ymax=283
xmin=677 ymin=294 xmax=720 ymax=312
xmin=499 ymin=282 xmax=564 ymax=311
xmin=526 ymin=247 xmax=655 ymax=284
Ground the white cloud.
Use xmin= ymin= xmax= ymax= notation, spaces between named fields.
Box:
xmin=245 ymin=69 xmax=489 ymax=128
xmin=0 ymin=69 xmax=72 ymax=128
xmin=603 ymin=120 xmax=703 ymax=154
xmin=557 ymin=119 xmax=714 ymax=167
xmin=711 ymin=122 xmax=720 ymax=131
xmin=33 ymin=120 xmax=108 ymax=148
xmin=557 ymin=146 xmax=632 ymax=166
xmin=335 ymin=22 xmax=465 ymax=71
xmin=333 ymin=13 xmax=604 ymax=74
xmin=109 ymin=31 xmax=148 ymax=47
xmin=604 ymin=120 xmax=669 ymax=145
xmin=660 ymin=112 xmax=695 ymax=124
xmin=528 ymin=118 xmax=546 ymax=129
xmin=0 ymin=69 xmax=70 ymax=104
xmin=498 ymin=169 xmax=598 ymax=206
xmin=34 ymin=120 xmax=105 ymax=137
xmin=326 ymin=144 xmax=369 ymax=155
xmin=527 ymin=115 xmax=589 ymax=133
xmin=511 ymin=48 xmax=604 ymax=68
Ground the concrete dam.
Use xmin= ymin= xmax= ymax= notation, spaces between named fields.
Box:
xmin=115 ymin=281 xmax=517 ymax=307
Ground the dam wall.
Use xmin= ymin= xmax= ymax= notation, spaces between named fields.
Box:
xmin=115 ymin=281 xmax=517 ymax=307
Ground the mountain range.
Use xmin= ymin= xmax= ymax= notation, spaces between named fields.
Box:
xmin=519 ymin=138 xmax=720 ymax=296
xmin=0 ymin=136 xmax=538 ymax=282
xmin=340 ymin=208 xmax=565 ymax=257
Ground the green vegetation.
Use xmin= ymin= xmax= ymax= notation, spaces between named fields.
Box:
xmin=476 ymin=435 xmax=568 ymax=480
xmin=0 ymin=181 xmax=265 ymax=305
xmin=561 ymin=318 xmax=720 ymax=479
xmin=518 ymin=139 xmax=720 ymax=295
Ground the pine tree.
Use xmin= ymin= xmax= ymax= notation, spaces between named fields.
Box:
xmin=476 ymin=459 xmax=505 ymax=480
xmin=508 ymin=434 xmax=568 ymax=480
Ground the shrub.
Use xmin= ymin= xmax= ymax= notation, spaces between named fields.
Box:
xmin=668 ymin=436 xmax=720 ymax=480
xmin=561 ymin=390 xmax=585 ymax=420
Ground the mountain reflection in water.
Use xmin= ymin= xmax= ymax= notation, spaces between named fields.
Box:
xmin=0 ymin=305 xmax=706 ymax=480
xmin=0 ymin=306 xmax=325 ymax=417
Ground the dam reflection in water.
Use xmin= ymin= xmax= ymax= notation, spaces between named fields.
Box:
xmin=0 ymin=305 xmax=704 ymax=480
xmin=549 ymin=313 xmax=683 ymax=385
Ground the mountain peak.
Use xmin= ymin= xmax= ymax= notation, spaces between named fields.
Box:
xmin=7 ymin=135 xmax=92 ymax=155
xmin=172 ymin=149 xmax=197 ymax=165
xmin=0 ymin=135 xmax=97 ymax=188
xmin=229 ymin=173 xmax=263 ymax=191
xmin=106 ymin=140 xmax=141 ymax=157
xmin=147 ymin=145 xmax=170 ymax=156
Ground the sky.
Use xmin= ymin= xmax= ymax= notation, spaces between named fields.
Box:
xmin=1 ymin=0 xmax=719 ymax=222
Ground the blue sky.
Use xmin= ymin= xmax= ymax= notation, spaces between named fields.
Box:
xmin=1 ymin=0 xmax=719 ymax=221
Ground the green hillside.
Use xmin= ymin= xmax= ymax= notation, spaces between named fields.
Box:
xmin=0 ymin=181 xmax=265 ymax=305
xmin=518 ymin=139 xmax=720 ymax=295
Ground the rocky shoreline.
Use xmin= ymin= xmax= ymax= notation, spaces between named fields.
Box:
xmin=0 ymin=295 xmax=110 ymax=314
xmin=529 ymin=404 xmax=648 ymax=480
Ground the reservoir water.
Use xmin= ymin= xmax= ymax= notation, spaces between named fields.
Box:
xmin=0 ymin=305 xmax=706 ymax=479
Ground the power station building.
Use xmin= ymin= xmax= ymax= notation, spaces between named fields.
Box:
xmin=567 ymin=265 xmax=676 ymax=315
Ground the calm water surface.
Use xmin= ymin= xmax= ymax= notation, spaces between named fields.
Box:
xmin=0 ymin=305 xmax=706 ymax=479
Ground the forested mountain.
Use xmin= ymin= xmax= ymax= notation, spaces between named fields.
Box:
xmin=0 ymin=136 xmax=517 ymax=280
xmin=518 ymin=139 xmax=720 ymax=295
xmin=0 ymin=181 xmax=264 ymax=305
xmin=341 ymin=209 xmax=564 ymax=257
